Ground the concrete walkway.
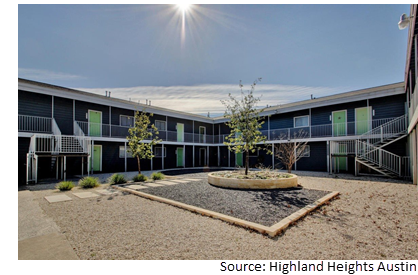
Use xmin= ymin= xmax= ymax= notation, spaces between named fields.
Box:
xmin=18 ymin=190 xmax=79 ymax=260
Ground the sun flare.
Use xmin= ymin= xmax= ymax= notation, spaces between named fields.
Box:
xmin=177 ymin=4 xmax=191 ymax=13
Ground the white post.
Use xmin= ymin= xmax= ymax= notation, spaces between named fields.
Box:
xmin=91 ymin=140 xmax=94 ymax=174
xmin=81 ymin=156 xmax=84 ymax=177
xmin=272 ymin=143 xmax=275 ymax=170
xmin=35 ymin=155 xmax=38 ymax=184
xmin=228 ymin=149 xmax=230 ymax=167
xmin=268 ymin=116 xmax=270 ymax=140
xmin=64 ymin=156 xmax=67 ymax=181
xmin=218 ymin=146 xmax=220 ymax=166
xmin=87 ymin=155 xmax=90 ymax=176
xmin=162 ymin=144 xmax=164 ymax=170
xmin=109 ymin=106 xmax=112 ymax=137
xmin=26 ymin=153 xmax=30 ymax=184
xmin=294 ymin=142 xmax=297 ymax=171
xmin=125 ymin=142 xmax=127 ymax=172
xmin=193 ymin=145 xmax=195 ymax=167
xmin=207 ymin=145 xmax=209 ymax=166
xmin=183 ymin=145 xmax=185 ymax=168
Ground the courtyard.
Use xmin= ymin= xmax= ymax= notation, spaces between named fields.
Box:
xmin=18 ymin=170 xmax=418 ymax=260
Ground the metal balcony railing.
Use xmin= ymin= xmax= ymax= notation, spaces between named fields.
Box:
xmin=18 ymin=115 xmax=53 ymax=133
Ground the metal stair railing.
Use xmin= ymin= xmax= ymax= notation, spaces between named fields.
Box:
xmin=356 ymin=140 xmax=401 ymax=176
xmin=358 ymin=114 xmax=407 ymax=146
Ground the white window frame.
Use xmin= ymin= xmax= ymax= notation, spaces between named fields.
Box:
xmin=120 ymin=115 xmax=135 ymax=127
xmin=299 ymin=145 xmax=310 ymax=158
xmin=119 ymin=146 xmax=133 ymax=158
xmin=154 ymin=147 xmax=166 ymax=158
xmin=294 ymin=115 xmax=310 ymax=128
xmin=155 ymin=120 xmax=167 ymax=131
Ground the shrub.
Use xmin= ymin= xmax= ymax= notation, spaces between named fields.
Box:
xmin=132 ymin=173 xmax=148 ymax=182
xmin=108 ymin=173 xmax=127 ymax=185
xmin=78 ymin=177 xmax=100 ymax=189
xmin=55 ymin=181 xmax=75 ymax=191
xmin=151 ymin=172 xmax=165 ymax=181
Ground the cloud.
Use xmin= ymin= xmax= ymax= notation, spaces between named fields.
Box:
xmin=78 ymin=83 xmax=345 ymax=117
xmin=19 ymin=68 xmax=84 ymax=81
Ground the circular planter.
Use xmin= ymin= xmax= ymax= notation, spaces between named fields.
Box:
xmin=207 ymin=172 xmax=298 ymax=190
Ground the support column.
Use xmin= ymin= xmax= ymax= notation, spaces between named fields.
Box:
xmin=56 ymin=156 xmax=59 ymax=179
xmin=193 ymin=145 xmax=195 ymax=167
xmin=183 ymin=145 xmax=185 ymax=168
xmin=87 ymin=154 xmax=90 ymax=176
xmin=81 ymin=156 xmax=84 ymax=177
xmin=228 ymin=149 xmax=230 ymax=167
xmin=151 ymin=145 xmax=153 ymax=171
xmin=294 ymin=142 xmax=297 ymax=171
xmin=207 ymin=146 xmax=209 ymax=167
xmin=218 ymin=146 xmax=220 ymax=167
xmin=64 ymin=156 xmax=67 ymax=181
xmin=162 ymin=144 xmax=165 ymax=170
xmin=272 ymin=143 xmax=275 ymax=170
xmin=124 ymin=142 xmax=127 ymax=172
xmin=35 ymin=155 xmax=38 ymax=184
xmin=91 ymin=140 xmax=94 ymax=174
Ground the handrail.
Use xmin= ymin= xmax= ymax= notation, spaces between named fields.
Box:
xmin=18 ymin=114 xmax=52 ymax=133
xmin=29 ymin=134 xmax=91 ymax=154
xmin=356 ymin=140 xmax=401 ymax=176
xmin=358 ymin=115 xmax=407 ymax=145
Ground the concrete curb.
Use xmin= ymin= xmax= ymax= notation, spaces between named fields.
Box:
xmin=114 ymin=186 xmax=339 ymax=237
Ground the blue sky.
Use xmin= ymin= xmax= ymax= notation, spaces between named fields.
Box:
xmin=18 ymin=4 xmax=411 ymax=116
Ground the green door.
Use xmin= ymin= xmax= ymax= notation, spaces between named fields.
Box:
xmin=177 ymin=148 xmax=184 ymax=167
xmin=236 ymin=152 xmax=243 ymax=167
xmin=333 ymin=110 xmax=346 ymax=136
xmin=177 ymin=123 xmax=184 ymax=142
xmin=355 ymin=107 xmax=371 ymax=135
xmin=92 ymin=145 xmax=102 ymax=171
xmin=337 ymin=144 xmax=347 ymax=171
xmin=89 ymin=110 xmax=102 ymax=137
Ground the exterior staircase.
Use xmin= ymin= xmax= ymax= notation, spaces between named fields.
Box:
xmin=355 ymin=115 xmax=408 ymax=178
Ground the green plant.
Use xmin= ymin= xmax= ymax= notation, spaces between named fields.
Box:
xmin=127 ymin=110 xmax=162 ymax=174
xmin=108 ymin=173 xmax=127 ymax=185
xmin=151 ymin=172 xmax=165 ymax=181
xmin=55 ymin=181 xmax=75 ymax=191
xmin=78 ymin=177 xmax=100 ymax=189
xmin=132 ymin=173 xmax=148 ymax=182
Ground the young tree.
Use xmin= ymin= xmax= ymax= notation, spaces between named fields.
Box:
xmin=274 ymin=130 xmax=309 ymax=173
xmin=127 ymin=110 xmax=162 ymax=174
xmin=221 ymin=78 xmax=270 ymax=175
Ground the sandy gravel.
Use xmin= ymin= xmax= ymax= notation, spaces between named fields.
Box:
xmin=31 ymin=171 xmax=418 ymax=260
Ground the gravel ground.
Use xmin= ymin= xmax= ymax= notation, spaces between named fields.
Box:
xmin=136 ymin=173 xmax=330 ymax=227
xmin=30 ymin=171 xmax=418 ymax=260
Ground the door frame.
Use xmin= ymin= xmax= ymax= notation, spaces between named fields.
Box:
xmin=92 ymin=144 xmax=102 ymax=172
xmin=199 ymin=126 xmax=206 ymax=143
xmin=88 ymin=109 xmax=103 ymax=137
xmin=177 ymin=123 xmax=184 ymax=142
xmin=199 ymin=148 xmax=206 ymax=166
xmin=332 ymin=109 xmax=347 ymax=137
xmin=354 ymin=106 xmax=372 ymax=135
xmin=176 ymin=147 xmax=184 ymax=167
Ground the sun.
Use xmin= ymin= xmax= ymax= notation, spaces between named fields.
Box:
xmin=177 ymin=4 xmax=191 ymax=13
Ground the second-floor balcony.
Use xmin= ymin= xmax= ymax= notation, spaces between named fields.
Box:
xmin=74 ymin=117 xmax=399 ymax=144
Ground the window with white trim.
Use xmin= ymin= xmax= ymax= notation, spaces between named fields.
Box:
xmin=298 ymin=145 xmax=310 ymax=157
xmin=155 ymin=120 xmax=167 ymax=131
xmin=154 ymin=147 xmax=166 ymax=157
xmin=120 ymin=115 xmax=134 ymax=127
xmin=294 ymin=115 xmax=309 ymax=128
xmin=119 ymin=146 xmax=133 ymax=158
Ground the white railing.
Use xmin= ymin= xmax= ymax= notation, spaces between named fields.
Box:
xmin=29 ymin=134 xmax=90 ymax=154
xmin=402 ymin=156 xmax=411 ymax=179
xmin=358 ymin=115 xmax=408 ymax=145
xmin=18 ymin=115 xmax=52 ymax=133
xmin=356 ymin=140 xmax=401 ymax=176
xmin=330 ymin=140 xmax=357 ymax=155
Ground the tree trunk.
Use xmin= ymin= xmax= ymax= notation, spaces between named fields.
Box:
xmin=137 ymin=156 xmax=141 ymax=174
xmin=287 ymin=164 xmax=292 ymax=173
xmin=245 ymin=153 xmax=250 ymax=175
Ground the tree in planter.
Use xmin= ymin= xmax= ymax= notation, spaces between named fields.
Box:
xmin=221 ymin=78 xmax=270 ymax=175
xmin=274 ymin=130 xmax=309 ymax=173
xmin=127 ymin=110 xmax=162 ymax=174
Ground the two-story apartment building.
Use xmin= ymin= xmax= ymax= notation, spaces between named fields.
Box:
xmin=18 ymin=78 xmax=412 ymax=185
xmin=403 ymin=4 xmax=418 ymax=186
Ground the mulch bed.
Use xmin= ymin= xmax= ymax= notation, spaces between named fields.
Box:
xmin=139 ymin=173 xmax=331 ymax=227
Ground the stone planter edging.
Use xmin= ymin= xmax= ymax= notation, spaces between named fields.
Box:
xmin=207 ymin=172 xmax=298 ymax=189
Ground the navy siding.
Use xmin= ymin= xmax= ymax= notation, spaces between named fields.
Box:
xmin=311 ymin=101 xmax=366 ymax=126
xmin=270 ymin=110 xmax=310 ymax=129
xmin=19 ymin=90 xmax=52 ymax=117
xmin=166 ymin=117 xmax=193 ymax=132
xmin=185 ymin=146 xmax=193 ymax=167
xmin=75 ymin=101 xmax=110 ymax=124
xmin=18 ymin=137 xmax=31 ymax=185
xmin=194 ymin=121 xmax=214 ymax=135
xmin=54 ymin=96 xmax=73 ymax=135
xmin=370 ymin=94 xmax=406 ymax=119
xmin=111 ymin=107 xmax=134 ymax=126
xmin=296 ymin=142 xmax=328 ymax=172
xmin=209 ymin=147 xmax=218 ymax=166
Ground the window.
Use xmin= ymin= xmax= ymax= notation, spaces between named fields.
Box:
xmin=294 ymin=115 xmax=309 ymax=128
xmin=298 ymin=145 xmax=310 ymax=157
xmin=120 ymin=115 xmax=134 ymax=127
xmin=119 ymin=146 xmax=133 ymax=158
xmin=199 ymin=126 xmax=206 ymax=143
xmin=154 ymin=147 xmax=166 ymax=157
xmin=155 ymin=120 xmax=166 ymax=131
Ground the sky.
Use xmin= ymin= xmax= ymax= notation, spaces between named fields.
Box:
xmin=18 ymin=4 xmax=411 ymax=117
